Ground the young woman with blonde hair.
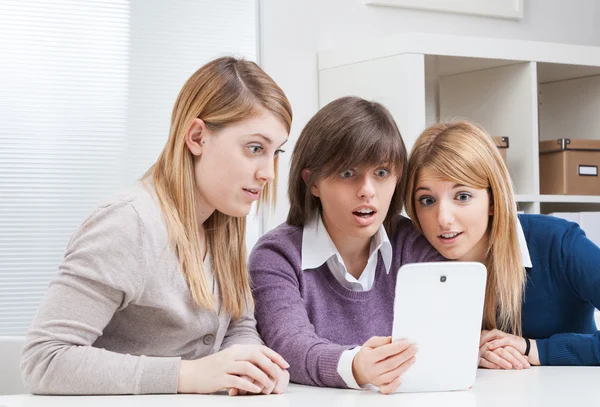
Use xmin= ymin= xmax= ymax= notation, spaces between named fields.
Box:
xmin=249 ymin=97 xmax=442 ymax=394
xmin=405 ymin=120 xmax=600 ymax=369
xmin=21 ymin=57 xmax=292 ymax=395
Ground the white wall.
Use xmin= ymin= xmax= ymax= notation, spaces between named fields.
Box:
xmin=259 ymin=0 xmax=600 ymax=231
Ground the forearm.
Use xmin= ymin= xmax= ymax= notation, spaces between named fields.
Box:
xmin=535 ymin=332 xmax=600 ymax=366
xmin=21 ymin=334 xmax=180 ymax=394
xmin=221 ymin=310 xmax=263 ymax=349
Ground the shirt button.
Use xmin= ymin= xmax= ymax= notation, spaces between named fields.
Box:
xmin=203 ymin=334 xmax=215 ymax=346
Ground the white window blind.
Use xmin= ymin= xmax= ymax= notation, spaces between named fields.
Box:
xmin=0 ymin=0 xmax=258 ymax=336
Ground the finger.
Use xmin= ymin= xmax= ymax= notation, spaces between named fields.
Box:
xmin=376 ymin=355 xmax=416 ymax=386
xmin=479 ymin=357 xmax=502 ymax=369
xmin=238 ymin=375 xmax=259 ymax=396
xmin=479 ymin=329 xmax=505 ymax=346
xmin=486 ymin=337 xmax=513 ymax=350
xmin=372 ymin=339 xmax=412 ymax=361
xmin=246 ymin=349 xmax=286 ymax=383
xmin=379 ymin=375 xmax=403 ymax=395
xmin=229 ymin=361 xmax=274 ymax=391
xmin=228 ymin=388 xmax=238 ymax=396
xmin=505 ymin=346 xmax=530 ymax=369
xmin=483 ymin=350 xmax=512 ymax=370
xmin=272 ymin=370 xmax=290 ymax=394
xmin=226 ymin=375 xmax=262 ymax=394
xmin=259 ymin=346 xmax=291 ymax=371
xmin=494 ymin=347 xmax=523 ymax=370
xmin=363 ymin=336 xmax=392 ymax=348
xmin=376 ymin=344 xmax=418 ymax=375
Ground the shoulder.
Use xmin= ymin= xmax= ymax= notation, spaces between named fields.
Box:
xmin=248 ymin=222 xmax=303 ymax=271
xmin=519 ymin=214 xmax=581 ymax=242
xmin=519 ymin=214 xmax=585 ymax=257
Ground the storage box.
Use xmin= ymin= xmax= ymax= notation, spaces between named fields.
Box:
xmin=493 ymin=136 xmax=509 ymax=164
xmin=539 ymin=138 xmax=600 ymax=195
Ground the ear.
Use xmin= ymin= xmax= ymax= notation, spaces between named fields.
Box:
xmin=302 ymin=169 xmax=321 ymax=197
xmin=185 ymin=118 xmax=207 ymax=157
xmin=301 ymin=169 xmax=311 ymax=185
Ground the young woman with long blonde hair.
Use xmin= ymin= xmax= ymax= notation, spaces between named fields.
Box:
xmin=21 ymin=57 xmax=293 ymax=395
xmin=405 ymin=120 xmax=600 ymax=369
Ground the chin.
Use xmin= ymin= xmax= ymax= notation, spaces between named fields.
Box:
xmin=217 ymin=204 xmax=252 ymax=218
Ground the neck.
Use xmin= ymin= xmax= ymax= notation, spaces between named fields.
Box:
xmin=321 ymin=214 xmax=372 ymax=280
xmin=194 ymin=188 xmax=216 ymax=226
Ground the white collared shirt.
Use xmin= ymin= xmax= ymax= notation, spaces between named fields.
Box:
xmin=302 ymin=213 xmax=392 ymax=389
xmin=517 ymin=218 xmax=533 ymax=268
xmin=301 ymin=214 xmax=392 ymax=291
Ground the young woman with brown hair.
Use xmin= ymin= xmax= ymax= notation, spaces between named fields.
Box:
xmin=21 ymin=57 xmax=292 ymax=395
xmin=249 ymin=96 xmax=442 ymax=393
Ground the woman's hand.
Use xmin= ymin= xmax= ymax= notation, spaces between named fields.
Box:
xmin=479 ymin=329 xmax=538 ymax=369
xmin=352 ymin=336 xmax=418 ymax=394
xmin=177 ymin=344 xmax=289 ymax=395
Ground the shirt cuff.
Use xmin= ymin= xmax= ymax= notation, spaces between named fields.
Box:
xmin=337 ymin=347 xmax=363 ymax=390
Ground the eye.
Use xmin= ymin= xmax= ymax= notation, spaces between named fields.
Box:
xmin=417 ymin=196 xmax=435 ymax=206
xmin=375 ymin=168 xmax=390 ymax=177
xmin=274 ymin=148 xmax=285 ymax=157
xmin=340 ymin=169 xmax=355 ymax=179
xmin=248 ymin=144 xmax=264 ymax=155
xmin=456 ymin=192 xmax=472 ymax=202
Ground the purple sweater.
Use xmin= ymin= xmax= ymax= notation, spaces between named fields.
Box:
xmin=249 ymin=216 xmax=443 ymax=388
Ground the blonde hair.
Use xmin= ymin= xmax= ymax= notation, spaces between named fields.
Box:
xmin=405 ymin=121 xmax=525 ymax=335
xmin=144 ymin=57 xmax=292 ymax=319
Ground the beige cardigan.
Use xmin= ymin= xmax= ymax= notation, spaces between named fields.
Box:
xmin=20 ymin=182 xmax=261 ymax=395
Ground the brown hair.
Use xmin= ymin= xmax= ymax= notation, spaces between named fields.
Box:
xmin=145 ymin=57 xmax=292 ymax=319
xmin=287 ymin=96 xmax=407 ymax=235
xmin=405 ymin=120 xmax=525 ymax=335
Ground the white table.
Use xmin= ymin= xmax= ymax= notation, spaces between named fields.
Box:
xmin=0 ymin=367 xmax=596 ymax=407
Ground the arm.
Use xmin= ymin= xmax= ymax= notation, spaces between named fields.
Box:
xmin=536 ymin=223 xmax=600 ymax=366
xmin=221 ymin=308 xmax=263 ymax=349
xmin=20 ymin=202 xmax=180 ymax=395
xmin=249 ymin=238 xmax=353 ymax=388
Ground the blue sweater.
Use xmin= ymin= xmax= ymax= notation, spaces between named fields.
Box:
xmin=519 ymin=214 xmax=600 ymax=365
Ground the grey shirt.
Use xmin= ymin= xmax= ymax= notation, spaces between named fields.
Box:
xmin=20 ymin=182 xmax=261 ymax=395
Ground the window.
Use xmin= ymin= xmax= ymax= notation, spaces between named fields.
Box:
xmin=0 ymin=0 xmax=258 ymax=336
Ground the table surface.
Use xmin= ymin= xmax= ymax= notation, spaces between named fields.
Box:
xmin=0 ymin=367 xmax=597 ymax=407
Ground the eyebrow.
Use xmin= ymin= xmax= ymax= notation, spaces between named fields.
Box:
xmin=415 ymin=183 xmax=468 ymax=193
xmin=249 ymin=133 xmax=272 ymax=144
xmin=249 ymin=133 xmax=288 ymax=148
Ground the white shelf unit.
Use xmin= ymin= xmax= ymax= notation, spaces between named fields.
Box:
xmin=317 ymin=33 xmax=600 ymax=214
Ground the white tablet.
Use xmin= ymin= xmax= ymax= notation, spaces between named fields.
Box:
xmin=391 ymin=261 xmax=487 ymax=393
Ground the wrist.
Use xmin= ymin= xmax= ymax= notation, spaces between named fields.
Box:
xmin=528 ymin=340 xmax=541 ymax=366
xmin=177 ymin=359 xmax=193 ymax=393
xmin=351 ymin=355 xmax=366 ymax=386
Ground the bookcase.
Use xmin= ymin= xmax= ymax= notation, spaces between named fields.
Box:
xmin=318 ymin=33 xmax=600 ymax=214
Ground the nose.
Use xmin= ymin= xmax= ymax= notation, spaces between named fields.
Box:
xmin=437 ymin=200 xmax=455 ymax=228
xmin=357 ymin=175 xmax=375 ymax=200
xmin=256 ymin=156 xmax=276 ymax=183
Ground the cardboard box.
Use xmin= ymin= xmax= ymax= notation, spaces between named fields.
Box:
xmin=493 ymin=136 xmax=509 ymax=163
xmin=539 ymin=138 xmax=600 ymax=195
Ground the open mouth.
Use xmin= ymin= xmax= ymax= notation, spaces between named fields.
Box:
xmin=439 ymin=232 xmax=462 ymax=240
xmin=243 ymin=188 xmax=260 ymax=195
xmin=352 ymin=208 xmax=376 ymax=218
